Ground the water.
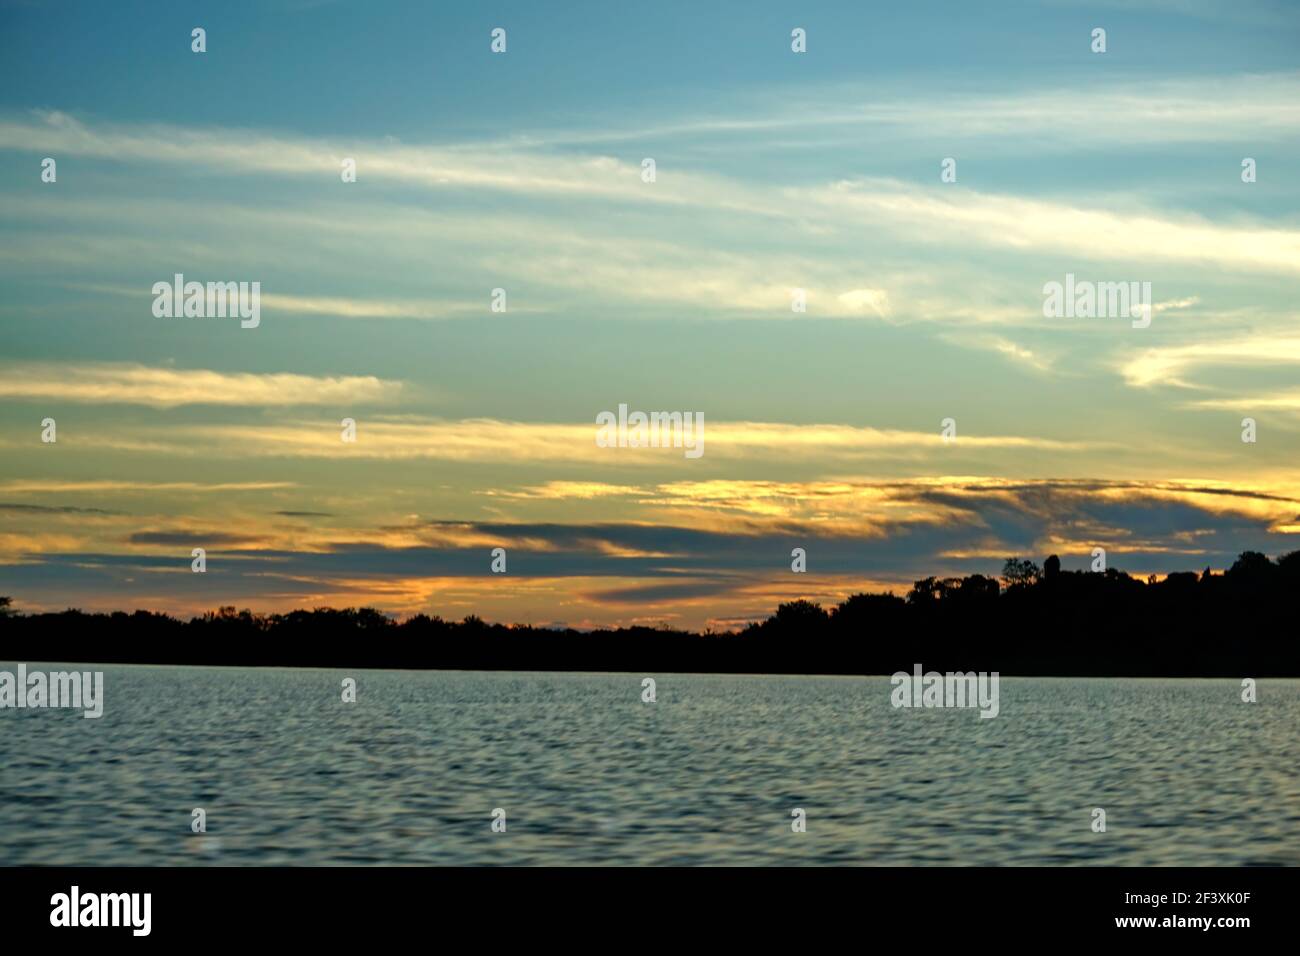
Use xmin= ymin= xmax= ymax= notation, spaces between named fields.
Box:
xmin=1 ymin=665 xmax=1297 ymax=866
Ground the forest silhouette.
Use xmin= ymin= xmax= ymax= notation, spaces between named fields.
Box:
xmin=2 ymin=551 xmax=1297 ymax=676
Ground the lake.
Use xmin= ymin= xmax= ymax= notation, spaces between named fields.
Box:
xmin=1 ymin=665 xmax=1296 ymax=865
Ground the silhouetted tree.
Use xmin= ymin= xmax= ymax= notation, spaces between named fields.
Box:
xmin=831 ymin=592 xmax=905 ymax=631
xmin=1229 ymin=551 xmax=1275 ymax=580
xmin=772 ymin=599 xmax=829 ymax=628
xmin=1002 ymin=557 xmax=1040 ymax=589
xmin=1278 ymin=550 xmax=1300 ymax=580
xmin=907 ymin=577 xmax=942 ymax=604
xmin=954 ymin=574 xmax=1000 ymax=602
xmin=2 ymin=550 xmax=1297 ymax=676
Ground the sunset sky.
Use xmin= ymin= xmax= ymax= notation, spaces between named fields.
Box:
xmin=1 ymin=0 xmax=1298 ymax=629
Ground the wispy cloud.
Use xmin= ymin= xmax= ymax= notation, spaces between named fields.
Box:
xmin=5 ymin=111 xmax=1299 ymax=282
xmin=1120 ymin=335 xmax=1300 ymax=388
xmin=806 ymin=180 xmax=1300 ymax=276
xmin=1191 ymin=389 xmax=1300 ymax=414
xmin=86 ymin=418 xmax=1102 ymax=463
xmin=522 ymin=72 xmax=1300 ymax=150
xmin=0 ymin=480 xmax=295 ymax=495
xmin=0 ymin=362 xmax=401 ymax=407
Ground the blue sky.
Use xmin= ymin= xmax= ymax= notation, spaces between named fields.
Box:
xmin=1 ymin=0 xmax=1298 ymax=627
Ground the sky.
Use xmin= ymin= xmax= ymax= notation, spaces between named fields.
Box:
xmin=1 ymin=0 xmax=1298 ymax=629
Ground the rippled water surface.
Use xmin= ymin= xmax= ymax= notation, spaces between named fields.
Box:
xmin=1 ymin=665 xmax=1297 ymax=865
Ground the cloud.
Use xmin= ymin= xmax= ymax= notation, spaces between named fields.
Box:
xmin=805 ymin=179 xmax=1300 ymax=276
xmin=1120 ymin=336 xmax=1300 ymax=388
xmin=583 ymin=578 xmax=747 ymax=606
xmin=0 ymin=362 xmax=401 ymax=407
xmin=4 ymin=476 xmax=1296 ymax=622
xmin=0 ymin=480 xmax=295 ymax=494
xmin=68 ymin=418 xmax=1100 ymax=464
xmin=66 ymin=283 xmax=543 ymax=323
xmin=484 ymin=481 xmax=650 ymax=500
xmin=526 ymin=72 xmax=1300 ymax=150
xmin=836 ymin=288 xmax=890 ymax=317
xmin=0 ymin=110 xmax=768 ymax=215
xmin=128 ymin=531 xmax=268 ymax=548
xmin=0 ymin=503 xmax=122 ymax=515
xmin=1190 ymin=389 xmax=1300 ymax=414
xmin=5 ymin=110 xmax=1299 ymax=284
xmin=229 ymin=292 xmax=485 ymax=321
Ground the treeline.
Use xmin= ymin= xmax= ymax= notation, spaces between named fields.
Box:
xmin=1 ymin=551 xmax=1297 ymax=676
